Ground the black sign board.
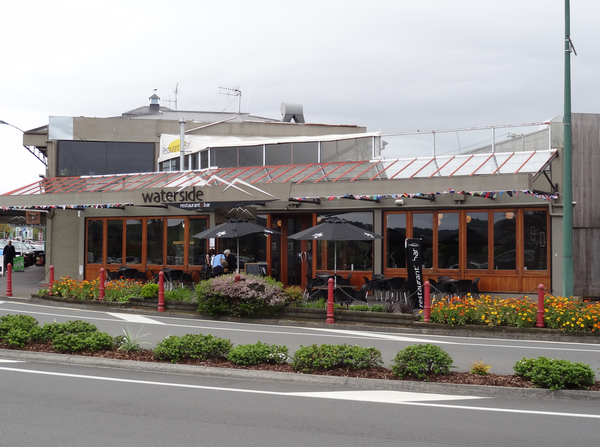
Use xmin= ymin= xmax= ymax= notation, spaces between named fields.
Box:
xmin=405 ymin=238 xmax=424 ymax=309
xmin=244 ymin=262 xmax=268 ymax=276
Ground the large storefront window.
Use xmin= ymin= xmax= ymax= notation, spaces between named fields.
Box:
xmin=146 ymin=219 xmax=164 ymax=265
xmin=413 ymin=213 xmax=433 ymax=268
xmin=316 ymin=212 xmax=374 ymax=271
xmin=524 ymin=210 xmax=548 ymax=270
xmin=219 ymin=215 xmax=268 ymax=270
xmin=126 ymin=219 xmax=143 ymax=264
xmin=386 ymin=213 xmax=406 ymax=268
xmin=106 ymin=220 xmax=123 ymax=264
xmin=87 ymin=220 xmax=104 ymax=264
xmin=188 ymin=218 xmax=208 ymax=265
xmin=466 ymin=212 xmax=489 ymax=269
xmin=167 ymin=218 xmax=185 ymax=266
xmin=438 ymin=213 xmax=459 ymax=269
xmin=493 ymin=211 xmax=517 ymax=270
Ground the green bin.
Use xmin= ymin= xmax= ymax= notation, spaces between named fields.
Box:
xmin=12 ymin=256 xmax=25 ymax=272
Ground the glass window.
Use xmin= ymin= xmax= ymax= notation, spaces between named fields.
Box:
xmin=437 ymin=213 xmax=459 ymax=269
xmin=146 ymin=219 xmax=163 ymax=265
xmin=200 ymin=150 xmax=208 ymax=169
xmin=292 ymin=142 xmax=318 ymax=164
xmin=386 ymin=213 xmax=406 ymax=268
xmin=58 ymin=141 xmax=154 ymax=176
xmin=413 ymin=213 xmax=433 ymax=268
xmin=466 ymin=212 xmax=489 ymax=269
xmin=167 ymin=218 xmax=185 ymax=266
xmin=106 ymin=220 xmax=123 ymax=264
xmin=125 ymin=219 xmax=143 ymax=265
xmin=316 ymin=212 xmax=374 ymax=271
xmin=211 ymin=147 xmax=237 ymax=168
xmin=265 ymin=143 xmax=292 ymax=165
xmin=524 ymin=210 xmax=548 ymax=271
xmin=86 ymin=220 xmax=104 ymax=264
xmin=239 ymin=146 xmax=263 ymax=167
xmin=188 ymin=217 xmax=208 ymax=265
xmin=493 ymin=211 xmax=517 ymax=270
xmin=320 ymin=141 xmax=338 ymax=163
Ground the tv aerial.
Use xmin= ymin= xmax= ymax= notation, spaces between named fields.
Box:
xmin=219 ymin=86 xmax=242 ymax=114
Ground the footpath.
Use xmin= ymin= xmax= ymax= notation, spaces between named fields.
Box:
xmin=1 ymin=266 xmax=599 ymax=401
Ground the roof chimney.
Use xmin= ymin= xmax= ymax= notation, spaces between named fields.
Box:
xmin=280 ymin=102 xmax=305 ymax=123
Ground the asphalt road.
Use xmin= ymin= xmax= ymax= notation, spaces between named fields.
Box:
xmin=1 ymin=299 xmax=600 ymax=375
xmin=1 ymin=357 xmax=599 ymax=447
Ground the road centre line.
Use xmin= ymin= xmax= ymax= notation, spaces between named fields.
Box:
xmin=1 ymin=365 xmax=599 ymax=419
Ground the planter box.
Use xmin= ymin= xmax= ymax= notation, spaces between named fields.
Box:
xmin=279 ymin=307 xmax=414 ymax=326
xmin=32 ymin=294 xmax=131 ymax=308
xmin=129 ymin=297 xmax=197 ymax=312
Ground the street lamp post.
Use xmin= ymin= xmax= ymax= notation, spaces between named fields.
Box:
xmin=0 ymin=120 xmax=48 ymax=165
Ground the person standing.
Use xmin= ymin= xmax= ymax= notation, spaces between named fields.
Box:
xmin=3 ymin=240 xmax=16 ymax=271
xmin=211 ymin=250 xmax=227 ymax=276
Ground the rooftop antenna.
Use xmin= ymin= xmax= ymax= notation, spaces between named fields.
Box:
xmin=219 ymin=86 xmax=242 ymax=114
xmin=162 ymin=83 xmax=179 ymax=110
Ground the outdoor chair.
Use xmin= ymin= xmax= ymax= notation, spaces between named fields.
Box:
xmin=387 ymin=277 xmax=407 ymax=302
xmin=428 ymin=279 xmax=453 ymax=303
xmin=470 ymin=277 xmax=481 ymax=298
xmin=452 ymin=279 xmax=473 ymax=299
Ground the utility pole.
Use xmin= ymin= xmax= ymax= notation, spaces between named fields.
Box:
xmin=562 ymin=0 xmax=574 ymax=297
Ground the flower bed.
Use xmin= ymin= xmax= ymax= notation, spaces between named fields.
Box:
xmin=430 ymin=294 xmax=600 ymax=333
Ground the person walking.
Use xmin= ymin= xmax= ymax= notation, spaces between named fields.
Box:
xmin=3 ymin=240 xmax=16 ymax=271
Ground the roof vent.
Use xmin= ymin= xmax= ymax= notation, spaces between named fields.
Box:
xmin=280 ymin=102 xmax=305 ymax=123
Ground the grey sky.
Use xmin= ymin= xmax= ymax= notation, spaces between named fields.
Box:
xmin=1 ymin=0 xmax=598 ymax=193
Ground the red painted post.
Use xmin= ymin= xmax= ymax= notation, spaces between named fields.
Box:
xmin=158 ymin=271 xmax=165 ymax=312
xmin=99 ymin=268 xmax=105 ymax=301
xmin=6 ymin=264 xmax=13 ymax=297
xmin=49 ymin=265 xmax=55 ymax=295
xmin=326 ymin=278 xmax=335 ymax=324
xmin=235 ymin=274 xmax=240 ymax=282
xmin=536 ymin=283 xmax=545 ymax=328
xmin=424 ymin=280 xmax=431 ymax=322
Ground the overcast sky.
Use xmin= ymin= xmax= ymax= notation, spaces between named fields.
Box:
xmin=1 ymin=0 xmax=599 ymax=194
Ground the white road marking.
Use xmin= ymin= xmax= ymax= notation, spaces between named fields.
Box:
xmin=0 ymin=359 xmax=21 ymax=363
xmin=288 ymin=390 xmax=482 ymax=402
xmin=1 ymin=366 xmax=600 ymax=419
xmin=106 ymin=313 xmax=165 ymax=325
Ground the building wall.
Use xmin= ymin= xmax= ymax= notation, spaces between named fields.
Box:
xmin=572 ymin=113 xmax=600 ymax=297
xmin=47 ymin=210 xmax=81 ymax=279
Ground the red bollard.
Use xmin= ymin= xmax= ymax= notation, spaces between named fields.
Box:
xmin=326 ymin=278 xmax=335 ymax=324
xmin=235 ymin=274 xmax=240 ymax=282
xmin=6 ymin=264 xmax=13 ymax=297
xmin=49 ymin=265 xmax=55 ymax=295
xmin=99 ymin=268 xmax=105 ymax=301
xmin=424 ymin=280 xmax=431 ymax=322
xmin=158 ymin=271 xmax=165 ymax=312
xmin=536 ymin=283 xmax=545 ymax=328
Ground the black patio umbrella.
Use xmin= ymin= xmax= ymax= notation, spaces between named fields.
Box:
xmin=192 ymin=218 xmax=281 ymax=272
xmin=287 ymin=217 xmax=382 ymax=281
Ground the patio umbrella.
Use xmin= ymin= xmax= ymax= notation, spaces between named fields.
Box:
xmin=192 ymin=218 xmax=281 ymax=273
xmin=287 ymin=217 xmax=382 ymax=282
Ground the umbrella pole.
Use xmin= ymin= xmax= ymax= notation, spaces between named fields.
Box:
xmin=236 ymin=239 xmax=240 ymax=274
xmin=334 ymin=242 xmax=337 ymax=287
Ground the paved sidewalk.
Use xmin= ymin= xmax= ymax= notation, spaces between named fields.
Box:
xmin=0 ymin=264 xmax=50 ymax=299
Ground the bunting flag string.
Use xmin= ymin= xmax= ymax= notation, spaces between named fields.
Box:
xmin=291 ymin=189 xmax=559 ymax=203
xmin=0 ymin=203 xmax=133 ymax=211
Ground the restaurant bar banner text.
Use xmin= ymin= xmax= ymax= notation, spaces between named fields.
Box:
xmin=405 ymin=238 xmax=424 ymax=309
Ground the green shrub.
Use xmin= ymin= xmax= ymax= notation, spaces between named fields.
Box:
xmin=283 ymin=286 xmax=304 ymax=307
xmin=391 ymin=344 xmax=455 ymax=380
xmin=513 ymin=356 xmax=595 ymax=390
xmin=0 ymin=314 xmax=39 ymax=337
xmin=141 ymin=283 xmax=159 ymax=298
xmin=470 ymin=359 xmax=492 ymax=375
xmin=115 ymin=327 xmax=151 ymax=352
xmin=348 ymin=304 xmax=370 ymax=312
xmin=227 ymin=341 xmax=289 ymax=366
xmin=154 ymin=333 xmax=233 ymax=363
xmin=51 ymin=331 xmax=115 ymax=353
xmin=3 ymin=329 xmax=32 ymax=347
xmin=165 ymin=287 xmax=195 ymax=302
xmin=39 ymin=320 xmax=99 ymax=341
xmin=369 ymin=305 xmax=386 ymax=313
xmin=291 ymin=344 xmax=383 ymax=373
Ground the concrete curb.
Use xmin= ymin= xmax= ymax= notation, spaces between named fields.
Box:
xmin=0 ymin=348 xmax=598 ymax=401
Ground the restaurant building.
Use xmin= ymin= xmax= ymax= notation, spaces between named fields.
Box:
xmin=2 ymin=96 xmax=599 ymax=298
